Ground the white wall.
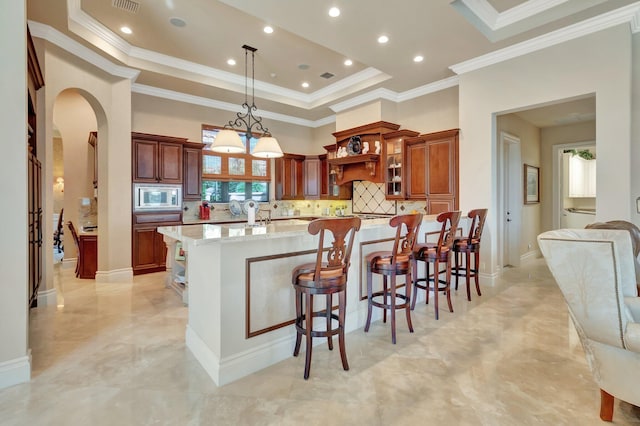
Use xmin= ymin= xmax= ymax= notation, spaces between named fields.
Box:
xmin=0 ymin=0 xmax=30 ymax=389
xmin=459 ymin=24 xmax=632 ymax=275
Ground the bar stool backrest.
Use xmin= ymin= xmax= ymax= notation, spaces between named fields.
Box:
xmin=67 ymin=221 xmax=80 ymax=250
xmin=466 ymin=209 xmax=488 ymax=244
xmin=389 ymin=213 xmax=423 ymax=264
xmin=307 ymin=217 xmax=361 ymax=282
xmin=437 ymin=211 xmax=461 ymax=252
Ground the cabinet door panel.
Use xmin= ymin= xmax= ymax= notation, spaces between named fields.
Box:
xmin=406 ymin=142 xmax=426 ymax=199
xmin=427 ymin=140 xmax=453 ymax=196
xmin=304 ymin=157 xmax=321 ymax=199
xmin=183 ymin=147 xmax=202 ymax=200
xmin=158 ymin=142 xmax=183 ymax=184
xmin=133 ymin=140 xmax=158 ymax=182
xmin=133 ymin=227 xmax=160 ymax=268
xmin=428 ymin=198 xmax=455 ymax=215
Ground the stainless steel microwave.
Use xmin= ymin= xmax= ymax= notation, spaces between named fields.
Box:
xmin=133 ymin=184 xmax=182 ymax=211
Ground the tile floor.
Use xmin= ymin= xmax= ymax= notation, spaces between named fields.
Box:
xmin=2 ymin=259 xmax=640 ymax=425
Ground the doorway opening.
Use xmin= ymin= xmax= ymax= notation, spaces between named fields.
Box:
xmin=498 ymin=132 xmax=521 ymax=268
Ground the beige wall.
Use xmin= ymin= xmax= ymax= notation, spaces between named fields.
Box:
xmin=0 ymin=0 xmax=29 ymax=387
xmin=397 ymin=87 xmax=459 ymax=134
xmin=131 ymin=94 xmax=318 ymax=154
xmin=52 ymin=137 xmax=64 ymax=214
xmin=44 ymin=45 xmax=133 ymax=281
xmin=459 ymin=24 xmax=632 ymax=275
xmin=53 ymin=90 xmax=97 ymax=261
xmin=496 ymin=113 xmax=541 ymax=258
xmin=632 ymin=32 xmax=640 ymax=221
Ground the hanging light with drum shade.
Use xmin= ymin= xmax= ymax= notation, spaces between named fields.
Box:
xmin=209 ymin=45 xmax=283 ymax=158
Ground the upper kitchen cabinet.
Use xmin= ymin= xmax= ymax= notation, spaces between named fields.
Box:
xmin=322 ymin=146 xmax=352 ymax=200
xmin=568 ymin=154 xmax=596 ymax=198
xmin=275 ymin=153 xmax=305 ymax=200
xmin=303 ymin=156 xmax=321 ymax=199
xmin=329 ymin=121 xmax=401 ymax=185
xmin=183 ymin=141 xmax=205 ymax=201
xmin=132 ymin=132 xmax=187 ymax=184
xmin=404 ymin=129 xmax=459 ymax=213
xmin=382 ymin=129 xmax=419 ymax=199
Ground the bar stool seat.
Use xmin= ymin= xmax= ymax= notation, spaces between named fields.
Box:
xmin=411 ymin=211 xmax=461 ymax=320
xmin=364 ymin=214 xmax=423 ymax=344
xmin=292 ymin=217 xmax=361 ymax=380
xmin=452 ymin=209 xmax=488 ymax=301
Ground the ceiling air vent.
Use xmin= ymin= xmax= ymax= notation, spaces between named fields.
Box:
xmin=112 ymin=0 xmax=140 ymax=13
xmin=320 ymin=72 xmax=335 ymax=79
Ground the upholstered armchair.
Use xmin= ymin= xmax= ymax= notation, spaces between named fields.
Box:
xmin=538 ymin=229 xmax=640 ymax=421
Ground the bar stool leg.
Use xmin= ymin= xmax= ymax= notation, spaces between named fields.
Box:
xmin=474 ymin=250 xmax=482 ymax=296
xmin=405 ymin=270 xmax=414 ymax=333
xmin=304 ymin=293 xmax=313 ymax=380
xmin=433 ymin=259 xmax=439 ymax=320
xmin=365 ymin=266 xmax=373 ymax=332
xmin=338 ymin=289 xmax=349 ymax=371
xmin=465 ymin=251 xmax=472 ymax=301
xmin=326 ymin=293 xmax=333 ymax=350
xmin=445 ymin=258 xmax=454 ymax=313
xmin=411 ymin=259 xmax=418 ymax=310
xmin=454 ymin=251 xmax=460 ymax=291
xmin=293 ymin=290 xmax=302 ymax=357
xmin=390 ymin=274 xmax=397 ymax=344
xmin=382 ymin=276 xmax=388 ymax=324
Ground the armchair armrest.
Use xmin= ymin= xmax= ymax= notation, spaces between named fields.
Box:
xmin=625 ymin=296 xmax=640 ymax=322
xmin=625 ymin=321 xmax=640 ymax=353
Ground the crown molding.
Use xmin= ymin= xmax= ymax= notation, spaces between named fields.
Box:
xmin=450 ymin=2 xmax=640 ymax=75
xmin=495 ymin=0 xmax=569 ymax=30
xmin=131 ymin=84 xmax=332 ymax=128
xmin=27 ymin=20 xmax=140 ymax=81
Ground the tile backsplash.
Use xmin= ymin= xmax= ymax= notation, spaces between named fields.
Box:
xmin=182 ymin=181 xmax=428 ymax=223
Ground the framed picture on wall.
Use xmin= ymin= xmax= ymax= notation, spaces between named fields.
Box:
xmin=524 ymin=164 xmax=540 ymax=204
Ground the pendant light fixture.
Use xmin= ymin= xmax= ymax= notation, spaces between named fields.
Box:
xmin=209 ymin=45 xmax=283 ymax=158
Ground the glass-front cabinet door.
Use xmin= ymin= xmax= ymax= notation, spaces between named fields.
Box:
xmin=383 ymin=129 xmax=419 ymax=199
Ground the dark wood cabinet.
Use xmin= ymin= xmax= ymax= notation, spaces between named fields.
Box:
xmin=132 ymin=212 xmax=182 ymax=275
xmin=405 ymin=139 xmax=427 ymax=199
xmin=303 ymin=156 xmax=321 ymax=199
xmin=183 ymin=142 xmax=204 ymax=201
xmin=275 ymin=153 xmax=305 ymax=200
xmin=78 ymin=233 xmax=98 ymax=279
xmin=321 ymin=146 xmax=353 ymax=200
xmin=404 ymin=129 xmax=459 ymax=213
xmin=132 ymin=133 xmax=186 ymax=184
xmin=383 ymin=129 xmax=419 ymax=199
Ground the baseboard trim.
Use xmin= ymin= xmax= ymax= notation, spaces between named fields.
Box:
xmin=95 ymin=268 xmax=133 ymax=283
xmin=0 ymin=354 xmax=31 ymax=390
xmin=37 ymin=288 xmax=57 ymax=306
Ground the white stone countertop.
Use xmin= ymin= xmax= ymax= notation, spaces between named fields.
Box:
xmin=159 ymin=215 xmax=441 ymax=246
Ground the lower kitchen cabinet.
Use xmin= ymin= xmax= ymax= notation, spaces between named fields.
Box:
xmin=132 ymin=212 xmax=182 ymax=275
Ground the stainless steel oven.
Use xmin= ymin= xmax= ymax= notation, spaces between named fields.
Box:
xmin=133 ymin=184 xmax=182 ymax=211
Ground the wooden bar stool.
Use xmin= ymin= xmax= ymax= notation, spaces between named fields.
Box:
xmin=364 ymin=213 xmax=423 ymax=344
xmin=452 ymin=209 xmax=488 ymax=301
xmin=292 ymin=217 xmax=361 ymax=380
xmin=67 ymin=221 xmax=81 ymax=278
xmin=411 ymin=211 xmax=460 ymax=320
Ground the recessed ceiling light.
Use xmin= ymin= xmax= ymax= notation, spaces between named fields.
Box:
xmin=169 ymin=17 xmax=186 ymax=28
xmin=302 ymin=82 xmax=309 ymax=88
xmin=413 ymin=55 xmax=424 ymax=63
xmin=264 ymin=26 xmax=274 ymax=34
xmin=120 ymin=26 xmax=132 ymax=35
xmin=377 ymin=35 xmax=389 ymax=44
xmin=344 ymin=59 xmax=353 ymax=66
xmin=227 ymin=59 xmax=236 ymax=66
xmin=329 ymin=7 xmax=340 ymax=17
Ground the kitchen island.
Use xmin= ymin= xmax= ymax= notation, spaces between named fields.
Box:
xmin=158 ymin=215 xmax=461 ymax=386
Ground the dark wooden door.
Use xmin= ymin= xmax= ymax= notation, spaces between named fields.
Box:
xmin=406 ymin=140 xmax=426 ymax=199
xmin=132 ymin=227 xmax=166 ymax=274
xmin=133 ymin=139 xmax=158 ymax=182
xmin=304 ymin=157 xmax=320 ymax=199
xmin=183 ymin=145 xmax=202 ymax=200
xmin=158 ymin=142 xmax=183 ymax=184
xmin=275 ymin=154 xmax=304 ymax=200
